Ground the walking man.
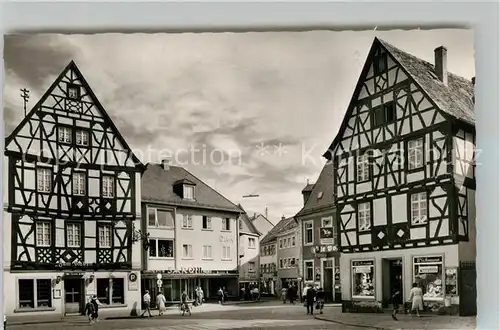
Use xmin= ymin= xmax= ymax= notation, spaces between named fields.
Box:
xmin=390 ymin=288 xmax=402 ymax=321
xmin=305 ymin=284 xmax=316 ymax=315
xmin=141 ymin=290 xmax=152 ymax=318
xmin=85 ymin=297 xmax=97 ymax=324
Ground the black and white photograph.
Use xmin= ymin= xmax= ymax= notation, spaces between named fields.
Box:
xmin=3 ymin=29 xmax=476 ymax=330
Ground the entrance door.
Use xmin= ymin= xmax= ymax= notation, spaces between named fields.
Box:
xmin=323 ymin=260 xmax=334 ymax=303
xmin=64 ymin=279 xmax=83 ymax=315
xmin=389 ymin=259 xmax=403 ymax=304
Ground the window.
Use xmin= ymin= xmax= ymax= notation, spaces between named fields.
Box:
xmin=248 ymin=237 xmax=256 ymax=249
xmin=304 ymin=221 xmax=313 ymax=245
xmin=374 ymin=54 xmax=387 ymax=75
xmin=96 ymin=278 xmax=124 ymax=305
xmin=222 ymin=246 xmax=231 ymax=260
xmin=239 ymin=220 xmax=243 ymax=230
xmin=248 ymin=262 xmax=256 ymax=272
xmin=372 ymin=101 xmax=395 ymax=127
xmin=182 ymin=215 xmax=193 ymax=228
xmin=102 ymin=175 xmax=114 ymax=198
xmin=58 ymin=127 xmax=71 ymax=144
xmin=320 ymin=217 xmax=335 ymax=244
xmin=408 ymin=138 xmax=424 ymax=170
xmin=305 ymin=261 xmax=314 ymax=281
xmin=184 ymin=185 xmax=195 ymax=199
xmin=37 ymin=168 xmax=52 ymax=193
xmin=413 ymin=256 xmax=444 ymax=301
xmin=292 ymin=236 xmax=296 ymax=246
xmin=148 ymin=208 xmax=175 ymax=228
xmin=203 ymin=245 xmax=212 ymax=259
xmin=98 ymin=225 xmax=112 ymax=248
xmin=149 ymin=239 xmax=174 ymax=258
xmin=67 ymin=223 xmax=81 ymax=247
xmin=352 ymin=260 xmax=375 ymax=298
xmin=36 ymin=221 xmax=51 ymax=247
xmin=279 ymin=239 xmax=283 ymax=249
xmin=357 ymin=154 xmax=370 ymax=182
xmin=358 ymin=202 xmax=371 ymax=231
xmin=18 ymin=279 xmax=52 ymax=309
xmin=76 ymin=130 xmax=89 ymax=146
xmin=279 ymin=259 xmax=283 ymax=269
xmin=411 ymin=192 xmax=428 ymax=224
xmin=222 ymin=218 xmax=231 ymax=231
xmin=202 ymin=216 xmax=212 ymax=230
xmin=67 ymin=85 xmax=80 ymax=99
xmin=182 ymin=244 xmax=193 ymax=258
xmin=72 ymin=172 xmax=86 ymax=196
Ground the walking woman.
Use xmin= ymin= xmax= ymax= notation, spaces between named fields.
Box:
xmin=156 ymin=292 xmax=166 ymax=316
xmin=408 ymin=283 xmax=423 ymax=317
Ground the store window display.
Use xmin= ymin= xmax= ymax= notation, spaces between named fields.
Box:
xmin=413 ymin=256 xmax=444 ymax=300
xmin=351 ymin=260 xmax=375 ymax=298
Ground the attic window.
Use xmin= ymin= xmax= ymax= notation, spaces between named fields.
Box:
xmin=372 ymin=101 xmax=396 ymax=127
xmin=374 ymin=54 xmax=388 ymax=75
xmin=67 ymin=84 xmax=81 ymax=100
xmin=184 ymin=185 xmax=195 ymax=200
xmin=317 ymin=191 xmax=324 ymax=199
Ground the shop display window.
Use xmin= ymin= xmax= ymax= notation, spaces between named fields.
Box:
xmin=413 ymin=256 xmax=444 ymax=300
xmin=351 ymin=260 xmax=375 ymax=298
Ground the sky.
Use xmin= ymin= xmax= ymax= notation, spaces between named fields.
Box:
xmin=3 ymin=29 xmax=475 ymax=224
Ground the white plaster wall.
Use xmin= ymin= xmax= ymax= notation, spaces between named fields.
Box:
xmin=131 ymin=172 xmax=142 ymax=270
xmin=239 ymin=233 xmax=259 ymax=266
xmin=339 ymin=245 xmax=459 ymax=302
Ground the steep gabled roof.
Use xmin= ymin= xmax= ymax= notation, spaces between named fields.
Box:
xmin=260 ymin=216 xmax=296 ymax=245
xmin=302 ymin=184 xmax=315 ymax=193
xmin=324 ymin=37 xmax=474 ymax=159
xmin=250 ymin=213 xmax=275 ymax=228
xmin=238 ymin=204 xmax=261 ymax=236
xmin=295 ymin=161 xmax=335 ymax=218
xmin=142 ymin=163 xmax=241 ymax=213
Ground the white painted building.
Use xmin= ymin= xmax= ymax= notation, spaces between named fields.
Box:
xmin=324 ymin=38 xmax=476 ymax=315
xmin=3 ymin=61 xmax=144 ymax=318
xmin=140 ymin=162 xmax=242 ymax=302
xmin=237 ymin=205 xmax=261 ymax=298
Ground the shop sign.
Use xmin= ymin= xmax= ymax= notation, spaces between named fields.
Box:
xmin=219 ymin=235 xmax=234 ymax=244
xmin=314 ymin=245 xmax=338 ymax=254
xmin=414 ymin=256 xmax=443 ymax=264
xmin=418 ymin=265 xmax=439 ymax=274
xmin=64 ymin=271 xmax=84 ymax=277
xmin=315 ymin=273 xmax=321 ymax=281
xmin=128 ymin=272 xmax=139 ymax=291
xmin=320 ymin=227 xmax=334 ymax=239
xmin=144 ymin=267 xmax=210 ymax=275
xmin=352 ymin=260 xmax=374 ymax=267
xmin=354 ymin=266 xmax=372 ymax=273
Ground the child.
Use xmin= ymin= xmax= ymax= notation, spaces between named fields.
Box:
xmin=390 ymin=289 xmax=402 ymax=320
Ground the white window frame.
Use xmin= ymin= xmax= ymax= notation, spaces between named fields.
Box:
xmin=292 ymin=235 xmax=296 ymax=247
xmin=358 ymin=202 xmax=371 ymax=232
xmin=184 ymin=185 xmax=195 ymax=200
xmin=149 ymin=239 xmax=175 ymax=258
xmin=147 ymin=208 xmax=175 ymax=229
xmin=37 ymin=168 xmax=52 ymax=193
xmin=72 ymin=172 xmax=86 ymax=196
xmin=222 ymin=246 xmax=232 ymax=260
xmin=222 ymin=218 xmax=231 ymax=231
xmin=202 ymin=216 xmax=212 ymax=230
xmin=304 ymin=220 xmax=314 ymax=245
xmin=408 ymin=138 xmax=424 ymax=170
xmin=98 ymin=224 xmax=112 ymax=248
xmin=411 ymin=192 xmax=428 ymax=225
xmin=17 ymin=279 xmax=53 ymax=309
xmin=76 ymin=130 xmax=89 ymax=146
xmin=248 ymin=237 xmax=256 ymax=249
xmin=102 ymin=175 xmax=114 ymax=198
xmin=67 ymin=85 xmax=80 ymax=99
xmin=36 ymin=221 xmax=51 ymax=247
xmin=357 ymin=153 xmax=370 ymax=182
xmin=248 ymin=261 xmax=256 ymax=273
xmin=304 ymin=260 xmax=314 ymax=281
xmin=67 ymin=223 xmax=81 ymax=247
xmin=182 ymin=244 xmax=193 ymax=259
xmin=279 ymin=259 xmax=283 ymax=269
xmin=182 ymin=215 xmax=193 ymax=229
xmin=58 ymin=127 xmax=72 ymax=144
xmin=202 ymin=245 xmax=213 ymax=260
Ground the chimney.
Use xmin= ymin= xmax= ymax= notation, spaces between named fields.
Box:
xmin=161 ymin=158 xmax=170 ymax=170
xmin=472 ymin=77 xmax=475 ymax=86
xmin=472 ymin=77 xmax=475 ymax=104
xmin=281 ymin=215 xmax=285 ymax=221
xmin=434 ymin=46 xmax=448 ymax=85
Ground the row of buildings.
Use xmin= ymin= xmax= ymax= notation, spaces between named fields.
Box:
xmin=3 ymin=37 xmax=476 ymax=319
xmin=255 ymin=37 xmax=477 ymax=316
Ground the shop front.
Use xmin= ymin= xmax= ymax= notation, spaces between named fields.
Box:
xmin=260 ymin=274 xmax=276 ymax=296
xmin=340 ymin=246 xmax=461 ymax=314
xmin=141 ymin=267 xmax=239 ymax=305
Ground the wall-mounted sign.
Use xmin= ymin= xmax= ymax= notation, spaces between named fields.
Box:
xmin=352 ymin=260 xmax=374 ymax=267
xmin=418 ymin=265 xmax=439 ymax=274
xmin=314 ymin=245 xmax=338 ymax=254
xmin=142 ymin=268 xmax=239 ymax=276
xmin=219 ymin=235 xmax=234 ymax=244
xmin=64 ymin=271 xmax=84 ymax=277
xmin=129 ymin=272 xmax=138 ymax=282
xmin=128 ymin=272 xmax=139 ymax=291
xmin=320 ymin=227 xmax=334 ymax=239
xmin=315 ymin=273 xmax=321 ymax=281
xmin=413 ymin=256 xmax=443 ymax=264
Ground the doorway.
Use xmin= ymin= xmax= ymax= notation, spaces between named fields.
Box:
xmin=323 ymin=259 xmax=334 ymax=303
xmin=382 ymin=258 xmax=403 ymax=308
xmin=64 ymin=278 xmax=84 ymax=315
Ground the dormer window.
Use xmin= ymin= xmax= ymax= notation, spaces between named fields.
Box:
xmin=184 ymin=185 xmax=195 ymax=200
xmin=67 ymin=84 xmax=81 ymax=100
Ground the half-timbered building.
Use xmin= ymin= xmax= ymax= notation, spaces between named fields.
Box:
xmin=324 ymin=38 xmax=476 ymax=315
xmin=295 ymin=162 xmax=341 ymax=303
xmin=4 ymin=61 xmax=145 ymax=317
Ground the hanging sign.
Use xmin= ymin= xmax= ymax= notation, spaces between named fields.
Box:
xmin=320 ymin=228 xmax=334 ymax=239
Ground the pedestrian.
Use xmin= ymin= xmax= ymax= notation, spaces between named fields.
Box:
xmin=156 ymin=291 xmax=166 ymax=316
xmin=305 ymin=284 xmax=316 ymax=315
xmin=390 ymin=288 xmax=402 ymax=320
xmin=408 ymin=282 xmax=423 ymax=317
xmin=302 ymin=284 xmax=309 ymax=305
xmin=181 ymin=290 xmax=191 ymax=316
xmin=141 ymin=290 xmax=152 ymax=318
xmin=84 ymin=297 xmax=97 ymax=324
xmin=315 ymin=287 xmax=325 ymax=314
xmin=281 ymin=286 xmax=287 ymax=304
xmin=217 ymin=287 xmax=224 ymax=304
xmin=289 ymin=284 xmax=297 ymax=304
xmin=199 ymin=286 xmax=204 ymax=305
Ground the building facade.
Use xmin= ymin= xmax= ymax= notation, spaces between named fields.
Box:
xmin=237 ymin=205 xmax=261 ymax=299
xmin=259 ymin=240 xmax=277 ymax=296
xmin=140 ymin=162 xmax=241 ymax=302
xmin=276 ymin=218 xmax=301 ymax=294
xmin=296 ymin=162 xmax=341 ymax=303
xmin=324 ymin=38 xmax=476 ymax=315
xmin=3 ymin=61 xmax=144 ymax=317
xmin=250 ymin=213 xmax=275 ymax=240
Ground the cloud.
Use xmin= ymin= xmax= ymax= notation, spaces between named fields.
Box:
xmin=3 ymin=29 xmax=475 ymax=221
